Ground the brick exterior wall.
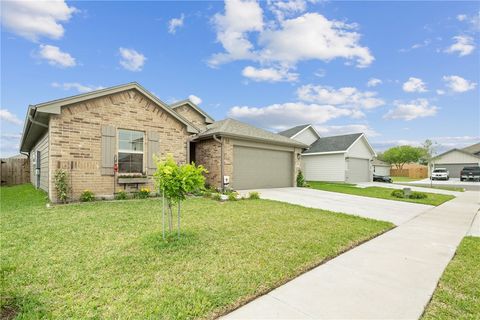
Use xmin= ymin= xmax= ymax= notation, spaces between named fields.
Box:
xmin=194 ymin=138 xmax=233 ymax=189
xmin=48 ymin=89 xmax=190 ymax=202
xmin=173 ymin=104 xmax=208 ymax=130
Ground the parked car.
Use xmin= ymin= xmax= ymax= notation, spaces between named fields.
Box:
xmin=431 ymin=168 xmax=449 ymax=180
xmin=373 ymin=174 xmax=392 ymax=183
xmin=460 ymin=166 xmax=480 ymax=181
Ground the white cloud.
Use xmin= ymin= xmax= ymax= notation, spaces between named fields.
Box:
xmin=457 ymin=14 xmax=467 ymax=22
xmin=402 ymin=77 xmax=427 ymax=93
xmin=445 ymin=35 xmax=475 ymax=56
xmin=188 ymin=94 xmax=202 ymax=105
xmin=51 ymin=82 xmax=104 ymax=93
xmin=228 ymin=102 xmax=361 ymax=130
xmin=314 ymin=68 xmax=326 ymax=77
xmin=258 ymin=13 xmax=374 ymax=68
xmin=456 ymin=11 xmax=480 ymax=32
xmin=384 ymin=99 xmax=438 ymax=121
xmin=267 ymin=0 xmax=308 ymax=21
xmin=0 ymin=0 xmax=76 ymax=41
xmin=0 ymin=133 xmax=22 ymax=158
xmin=399 ymin=39 xmax=431 ymax=53
xmin=0 ymin=109 xmax=23 ymax=126
xmin=315 ymin=124 xmax=379 ymax=137
xmin=372 ymin=135 xmax=480 ymax=153
xmin=119 ymin=47 xmax=146 ymax=71
xmin=209 ymin=3 xmax=374 ymax=72
xmin=38 ymin=44 xmax=76 ymax=67
xmin=168 ymin=14 xmax=185 ymax=34
xmin=436 ymin=89 xmax=446 ymax=95
xmin=366 ymin=78 xmax=382 ymax=87
xmin=297 ymin=84 xmax=384 ymax=109
xmin=209 ymin=0 xmax=264 ymax=67
xmin=442 ymin=75 xmax=477 ymax=93
xmin=242 ymin=65 xmax=298 ymax=82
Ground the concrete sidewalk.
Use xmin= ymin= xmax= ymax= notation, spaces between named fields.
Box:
xmin=223 ymin=191 xmax=479 ymax=320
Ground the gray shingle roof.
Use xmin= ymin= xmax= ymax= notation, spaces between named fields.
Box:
xmin=278 ymin=124 xmax=310 ymax=138
xmin=195 ymin=118 xmax=307 ymax=147
xmin=372 ymin=158 xmax=390 ymax=166
xmin=462 ymin=142 xmax=480 ymax=155
xmin=303 ymin=133 xmax=363 ymax=154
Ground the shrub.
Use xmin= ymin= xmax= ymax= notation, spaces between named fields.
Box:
xmin=248 ymin=191 xmax=260 ymax=200
xmin=212 ymin=193 xmax=222 ymax=201
xmin=115 ymin=190 xmax=128 ymax=200
xmin=138 ymin=187 xmax=151 ymax=199
xmin=54 ymin=169 xmax=69 ymax=203
xmin=296 ymin=170 xmax=306 ymax=187
xmin=80 ymin=190 xmax=95 ymax=202
xmin=410 ymin=191 xmax=427 ymax=199
xmin=228 ymin=193 xmax=238 ymax=201
xmin=391 ymin=189 xmax=404 ymax=198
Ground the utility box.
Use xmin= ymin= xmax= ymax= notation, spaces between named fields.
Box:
xmin=403 ymin=187 xmax=412 ymax=198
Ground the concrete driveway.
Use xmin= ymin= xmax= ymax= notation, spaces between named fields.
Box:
xmin=239 ymin=187 xmax=433 ymax=225
xmin=404 ymin=178 xmax=480 ymax=191
xmin=356 ymin=181 xmax=461 ymax=196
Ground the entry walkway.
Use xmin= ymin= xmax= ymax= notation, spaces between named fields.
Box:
xmin=223 ymin=191 xmax=479 ymax=319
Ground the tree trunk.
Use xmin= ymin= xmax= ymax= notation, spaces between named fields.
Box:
xmin=177 ymin=200 xmax=181 ymax=238
xmin=167 ymin=200 xmax=173 ymax=232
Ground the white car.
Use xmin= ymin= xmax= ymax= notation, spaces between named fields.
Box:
xmin=431 ymin=168 xmax=449 ymax=180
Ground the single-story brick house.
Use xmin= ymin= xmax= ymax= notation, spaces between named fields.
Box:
xmin=429 ymin=142 xmax=480 ymax=178
xmin=279 ymin=124 xmax=376 ymax=183
xmin=20 ymin=82 xmax=305 ymax=201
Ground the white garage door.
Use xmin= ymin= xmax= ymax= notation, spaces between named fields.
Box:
xmin=374 ymin=166 xmax=390 ymax=176
xmin=233 ymin=146 xmax=293 ymax=190
xmin=434 ymin=163 xmax=478 ymax=178
xmin=346 ymin=158 xmax=371 ymax=183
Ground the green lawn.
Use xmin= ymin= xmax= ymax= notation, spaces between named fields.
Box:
xmin=0 ymin=185 xmax=392 ymax=319
xmin=307 ymin=181 xmax=454 ymax=206
xmin=422 ymin=236 xmax=480 ymax=319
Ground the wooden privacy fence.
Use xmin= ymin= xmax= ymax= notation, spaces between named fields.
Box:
xmin=390 ymin=165 xmax=428 ymax=179
xmin=0 ymin=158 xmax=30 ymax=186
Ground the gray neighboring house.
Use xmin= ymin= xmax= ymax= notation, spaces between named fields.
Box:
xmin=430 ymin=142 xmax=480 ymax=178
xmin=372 ymin=158 xmax=391 ymax=176
xmin=279 ymin=124 xmax=376 ymax=183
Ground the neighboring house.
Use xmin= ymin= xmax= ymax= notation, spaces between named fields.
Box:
xmin=372 ymin=158 xmax=391 ymax=176
xmin=279 ymin=124 xmax=376 ymax=183
xmin=20 ymin=82 xmax=305 ymax=201
xmin=430 ymin=142 xmax=480 ymax=178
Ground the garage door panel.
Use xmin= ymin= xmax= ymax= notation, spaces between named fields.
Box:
xmin=233 ymin=146 xmax=292 ymax=189
xmin=346 ymin=158 xmax=371 ymax=183
xmin=434 ymin=163 xmax=477 ymax=178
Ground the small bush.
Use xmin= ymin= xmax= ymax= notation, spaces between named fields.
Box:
xmin=212 ymin=193 xmax=222 ymax=201
xmin=391 ymin=189 xmax=404 ymax=198
xmin=115 ymin=190 xmax=128 ymax=200
xmin=203 ymin=190 xmax=212 ymax=198
xmin=138 ymin=187 xmax=151 ymax=199
xmin=80 ymin=190 xmax=95 ymax=202
xmin=54 ymin=169 xmax=69 ymax=203
xmin=248 ymin=191 xmax=260 ymax=200
xmin=410 ymin=191 xmax=427 ymax=199
xmin=228 ymin=193 xmax=238 ymax=201
xmin=296 ymin=170 xmax=306 ymax=187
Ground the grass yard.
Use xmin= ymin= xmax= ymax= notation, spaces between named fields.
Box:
xmin=307 ymin=181 xmax=454 ymax=206
xmin=0 ymin=185 xmax=392 ymax=319
xmin=422 ymin=236 xmax=480 ymax=319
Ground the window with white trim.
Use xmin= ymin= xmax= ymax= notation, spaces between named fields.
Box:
xmin=118 ymin=129 xmax=144 ymax=173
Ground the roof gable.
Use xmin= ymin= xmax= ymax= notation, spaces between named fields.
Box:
xmin=278 ymin=124 xmax=310 ymax=138
xmin=462 ymin=142 xmax=480 ymax=155
xmin=170 ymin=100 xmax=214 ymax=124
xmin=20 ymin=82 xmax=199 ymax=152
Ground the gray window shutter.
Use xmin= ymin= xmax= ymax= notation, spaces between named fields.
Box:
xmin=147 ymin=131 xmax=160 ymax=175
xmin=101 ymin=125 xmax=116 ymax=176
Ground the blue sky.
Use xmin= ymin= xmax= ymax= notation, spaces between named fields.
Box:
xmin=1 ymin=0 xmax=479 ymax=157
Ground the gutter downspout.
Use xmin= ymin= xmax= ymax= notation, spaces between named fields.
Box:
xmin=212 ymin=134 xmax=224 ymax=192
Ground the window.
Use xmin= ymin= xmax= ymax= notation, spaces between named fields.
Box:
xmin=118 ymin=129 xmax=144 ymax=173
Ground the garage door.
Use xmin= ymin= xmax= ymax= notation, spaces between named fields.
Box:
xmin=434 ymin=163 xmax=478 ymax=178
xmin=346 ymin=158 xmax=371 ymax=183
xmin=233 ymin=146 xmax=293 ymax=189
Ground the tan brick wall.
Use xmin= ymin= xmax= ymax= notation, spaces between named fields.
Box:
xmin=194 ymin=138 xmax=233 ymax=189
xmin=173 ymin=105 xmax=208 ymax=130
xmin=48 ymin=89 xmax=190 ymax=202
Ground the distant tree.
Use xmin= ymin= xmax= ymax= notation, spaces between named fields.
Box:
xmin=376 ymin=152 xmax=385 ymax=161
xmin=382 ymin=145 xmax=424 ymax=170
xmin=419 ymin=139 xmax=438 ymax=165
